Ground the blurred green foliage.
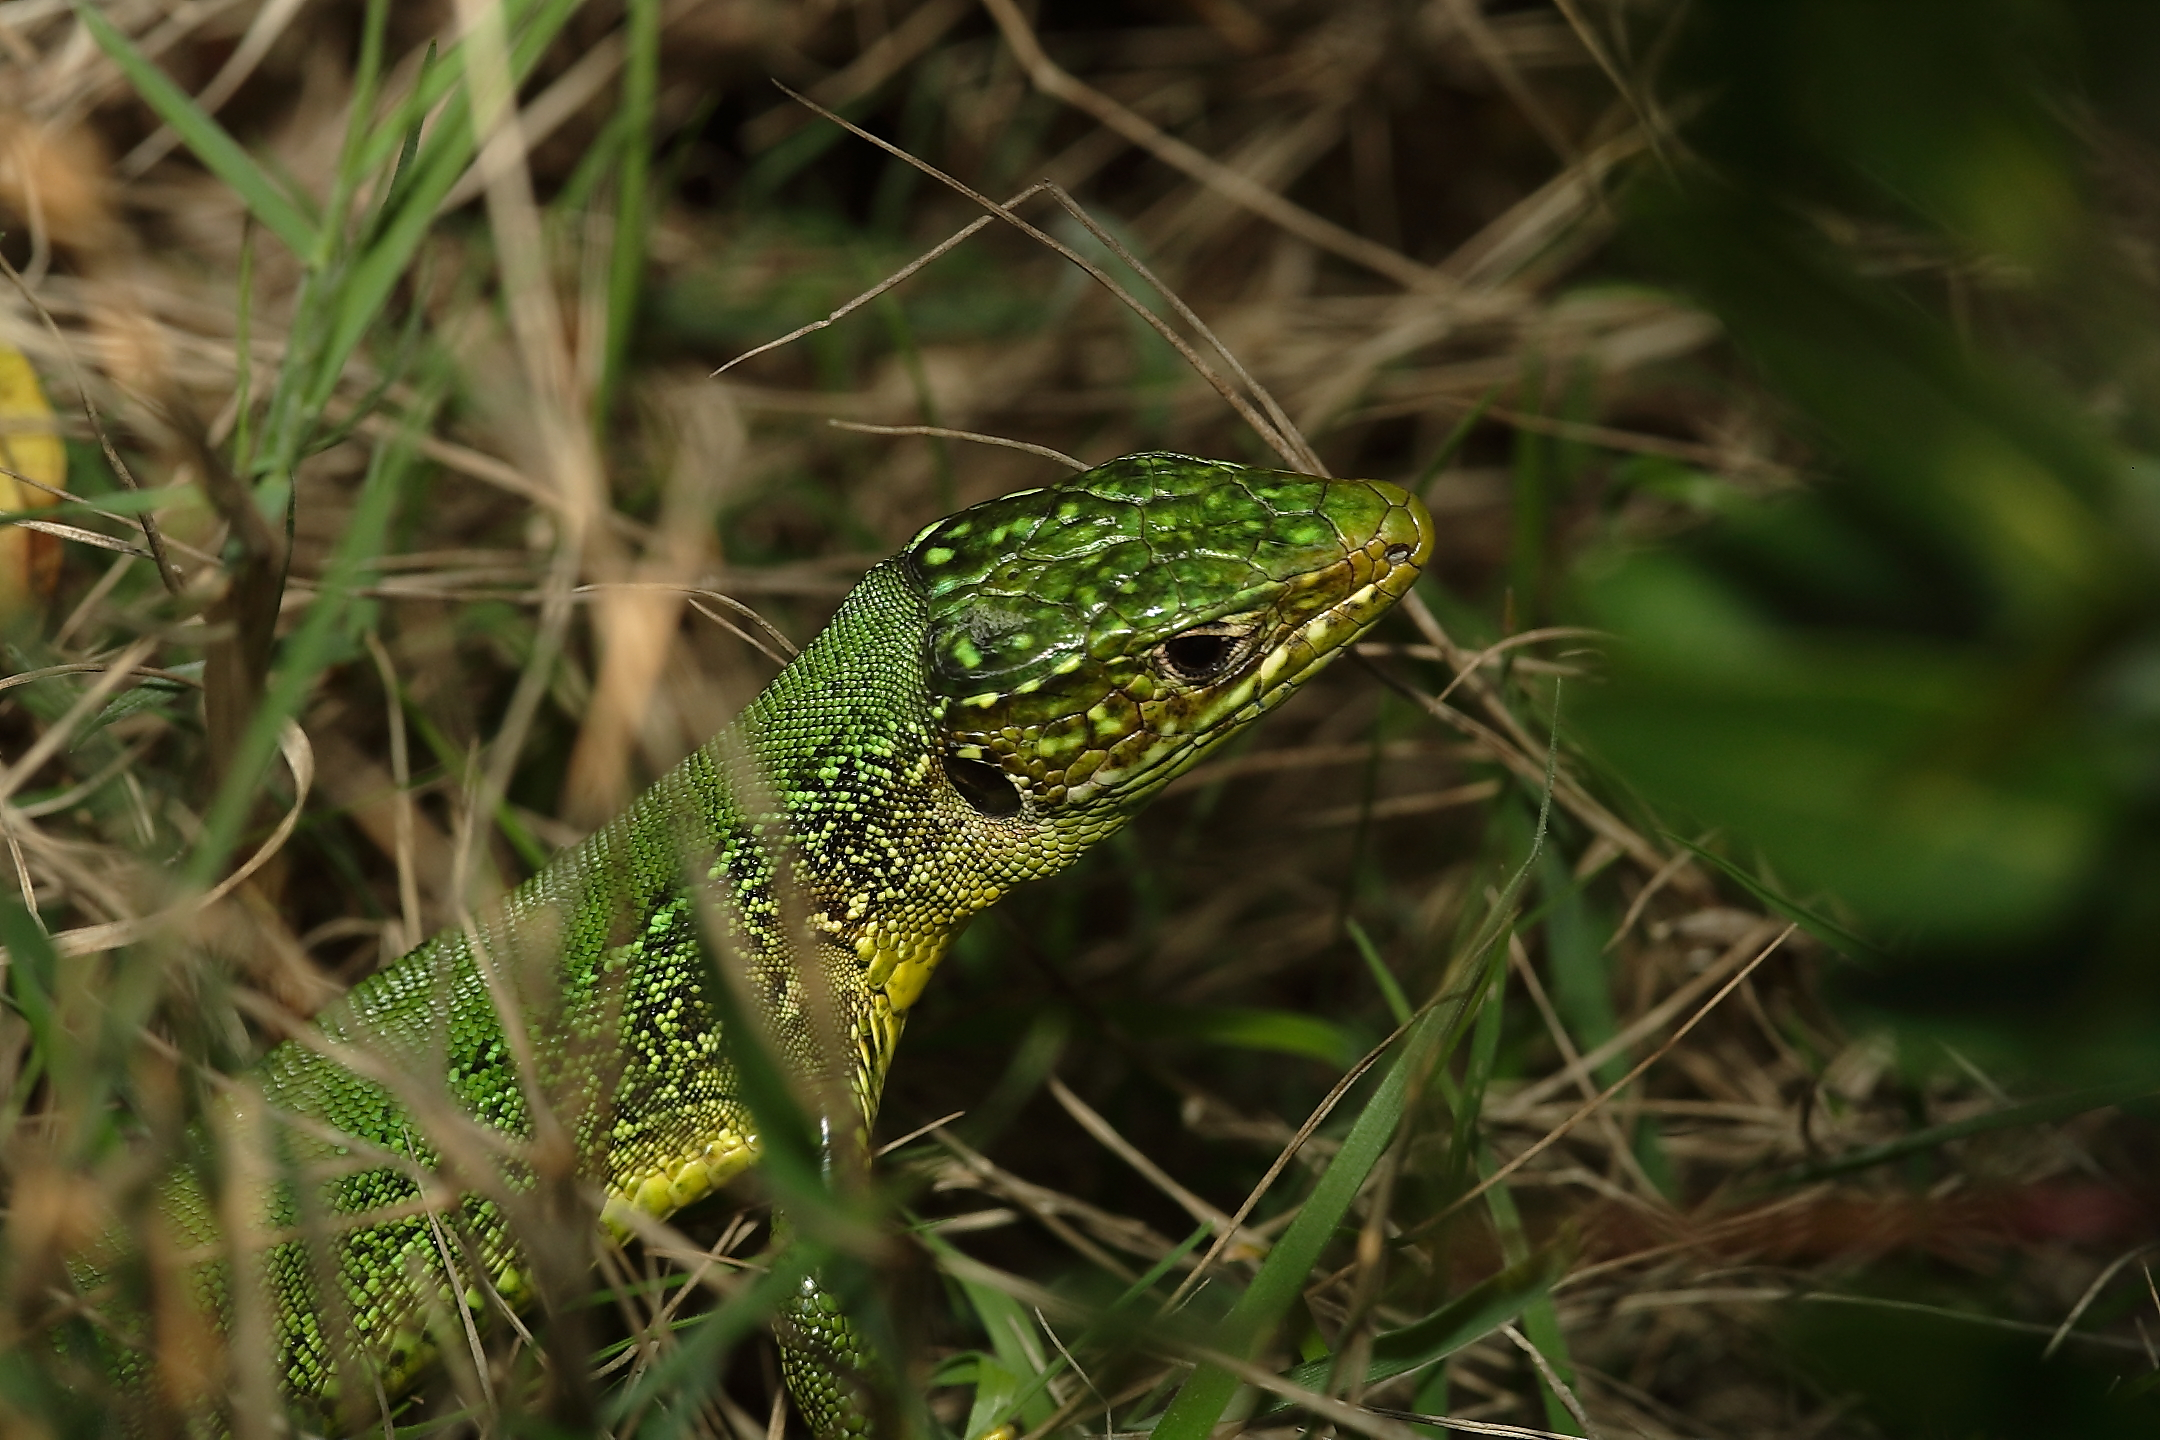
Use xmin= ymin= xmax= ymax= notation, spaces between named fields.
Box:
xmin=1577 ymin=9 xmax=2160 ymax=1430
xmin=1787 ymin=1295 xmax=2160 ymax=1438
xmin=1581 ymin=0 xmax=2160 ymax=1068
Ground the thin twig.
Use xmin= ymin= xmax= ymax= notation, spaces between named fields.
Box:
xmin=713 ymin=198 xmax=1033 ymax=378
xmin=1030 ymin=182 xmax=1323 ymax=474
xmin=1048 ymin=1075 xmax=1269 ymax=1256
xmin=771 ymin=82 xmax=1304 ymax=469
xmin=827 ymin=419 xmax=1086 ymax=472
xmin=1434 ymin=925 xmax=1795 ymax=1225
xmin=364 ymin=630 xmax=423 ymax=952
xmin=1501 ymin=1322 xmax=1602 ymax=1439
xmin=979 ymin=0 xmax=1451 ymax=296
xmin=1 ymin=720 xmax=315 ymax=963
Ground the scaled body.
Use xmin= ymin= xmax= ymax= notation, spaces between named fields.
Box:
xmin=132 ymin=453 xmax=1433 ymax=1432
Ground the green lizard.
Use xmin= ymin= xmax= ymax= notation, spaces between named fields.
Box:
xmin=107 ymin=451 xmax=1432 ymax=1435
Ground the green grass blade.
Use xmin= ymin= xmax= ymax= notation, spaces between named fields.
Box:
xmin=1109 ymin=1003 xmax=1366 ymax=1067
xmin=309 ymin=0 xmax=587 ymax=418
xmin=947 ymin=1258 xmax=1056 ymax=1436
xmin=1149 ymin=731 xmax=1563 ymax=1437
xmin=0 ymin=898 xmax=61 ymax=1092
xmin=1148 ymin=1007 xmax=1446 ymax=1440
xmin=921 ymin=1218 xmax=1220 ymax=1438
xmin=1266 ymin=1236 xmax=1572 ymax=1404
xmin=601 ymin=1251 xmax=810 ymax=1436
xmin=1668 ymin=833 xmax=1890 ymax=963
xmin=1347 ymin=917 xmax=1415 ymax=1027
xmin=1541 ymin=847 xmax=1673 ymax=1193
xmin=362 ymin=42 xmax=438 ymax=243
xmin=1409 ymin=387 xmax=1495 ymax=499
xmin=961 ymin=1355 xmax=1028 ymax=1440
xmin=346 ymin=0 xmax=545 ymax=174
xmin=309 ymin=0 xmax=393 ymax=271
xmin=1478 ymin=1141 xmax=1579 ymax=1434
xmin=1782 ymin=1078 xmax=2160 ymax=1184
xmin=74 ymin=4 xmax=319 ymax=259
xmin=184 ymin=393 xmax=433 ymax=885
xmin=599 ymin=0 xmax=661 ymax=423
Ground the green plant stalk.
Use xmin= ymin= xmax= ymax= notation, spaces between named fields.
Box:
xmin=1148 ymin=1006 xmax=1447 ymax=1440
xmin=234 ymin=226 xmax=256 ymax=473
xmin=1783 ymin=1079 xmax=2160 ymax=1184
xmin=1347 ymin=916 xmax=1415 ymax=1027
xmin=305 ymin=0 xmax=587 ymax=424
xmin=184 ymin=407 xmax=429 ymax=887
xmin=75 ymin=5 xmax=319 ymax=257
xmin=599 ymin=0 xmax=660 ymax=427
xmin=1478 ymin=1140 xmax=1579 ymax=1435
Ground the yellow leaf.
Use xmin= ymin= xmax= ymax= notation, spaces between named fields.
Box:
xmin=0 ymin=344 xmax=66 ymax=615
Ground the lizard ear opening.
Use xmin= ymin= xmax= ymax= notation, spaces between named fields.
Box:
xmin=945 ymin=752 xmax=1023 ymax=817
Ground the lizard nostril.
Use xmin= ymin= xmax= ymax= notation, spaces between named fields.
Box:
xmin=1385 ymin=543 xmax=1414 ymax=563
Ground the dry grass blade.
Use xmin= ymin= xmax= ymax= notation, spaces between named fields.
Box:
xmin=1027 ymin=181 xmax=1323 ymax=474
xmin=1440 ymin=0 xmax=1580 ymax=166
xmin=771 ymin=82 xmax=1307 ymax=470
xmin=979 ymin=0 xmax=1450 ymax=297
xmin=2047 ymin=1242 xmax=2160 ymax=1359
xmin=711 ymin=196 xmax=1036 ymax=379
xmin=1495 ymin=917 xmax=1789 ymax=1119
xmin=827 ymin=419 xmax=1085 ymax=472
xmin=18 ymin=719 xmax=314 ymax=960
xmin=1505 ymin=934 xmax=1663 ymax=1205
xmin=1500 ymin=1322 xmax=1600 ymax=1438
xmin=1046 ymin=1075 xmax=1268 ymax=1257
xmin=117 ymin=0 xmax=312 ymax=177
xmin=362 ymin=629 xmax=423 ymax=950
xmin=1 ymin=515 xmax=148 ymax=557
xmin=1439 ymin=925 xmax=1795 ymax=1226
xmin=0 ymin=634 xmax=155 ymax=804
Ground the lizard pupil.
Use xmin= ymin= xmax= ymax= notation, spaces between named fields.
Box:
xmin=944 ymin=752 xmax=1023 ymax=816
xmin=1157 ymin=628 xmax=1240 ymax=681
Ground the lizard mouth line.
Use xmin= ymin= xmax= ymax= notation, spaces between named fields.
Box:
xmin=1075 ymin=553 xmax=1425 ymax=806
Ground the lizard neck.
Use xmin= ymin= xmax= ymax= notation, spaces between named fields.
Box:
xmin=716 ymin=559 xmax=1095 ymax=1022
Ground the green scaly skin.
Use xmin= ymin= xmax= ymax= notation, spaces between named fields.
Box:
xmin=127 ymin=452 xmax=1432 ymax=1435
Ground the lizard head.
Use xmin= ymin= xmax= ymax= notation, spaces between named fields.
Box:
xmin=905 ymin=451 xmax=1433 ymax=837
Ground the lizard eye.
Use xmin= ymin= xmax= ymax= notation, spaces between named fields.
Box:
xmin=1154 ymin=623 xmax=1251 ymax=683
xmin=945 ymin=752 xmax=1023 ymax=816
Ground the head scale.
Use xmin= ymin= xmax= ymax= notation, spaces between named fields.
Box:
xmin=905 ymin=452 xmax=1433 ymax=823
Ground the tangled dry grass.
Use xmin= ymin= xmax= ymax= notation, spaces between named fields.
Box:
xmin=2 ymin=2 xmax=2157 ymax=1437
